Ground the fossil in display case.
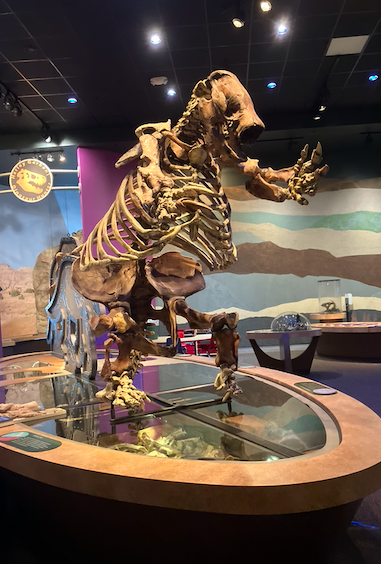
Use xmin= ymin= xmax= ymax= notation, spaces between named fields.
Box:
xmin=47 ymin=70 xmax=328 ymax=411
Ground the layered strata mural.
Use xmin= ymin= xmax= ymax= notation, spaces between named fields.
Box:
xmin=185 ymin=174 xmax=381 ymax=345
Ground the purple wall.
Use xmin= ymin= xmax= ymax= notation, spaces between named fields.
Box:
xmin=77 ymin=147 xmax=135 ymax=239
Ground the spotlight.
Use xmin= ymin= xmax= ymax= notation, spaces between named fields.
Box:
xmin=12 ymin=102 xmax=22 ymax=117
xmin=313 ymin=115 xmax=321 ymax=120
xmin=67 ymin=96 xmax=77 ymax=104
xmin=167 ymin=88 xmax=176 ymax=97
xmin=260 ymin=1 xmax=272 ymax=12
xmin=318 ymin=105 xmax=326 ymax=112
xmin=232 ymin=16 xmax=245 ymax=28
xmin=59 ymin=153 xmax=66 ymax=162
xmin=277 ymin=23 xmax=287 ymax=35
xmin=150 ymin=33 xmax=161 ymax=45
xmin=41 ymin=125 xmax=52 ymax=143
xmin=46 ymin=153 xmax=55 ymax=163
xmin=267 ymin=81 xmax=277 ymax=89
xmin=368 ymin=74 xmax=378 ymax=82
xmin=3 ymin=93 xmax=13 ymax=111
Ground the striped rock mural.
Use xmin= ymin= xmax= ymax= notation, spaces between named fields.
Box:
xmin=182 ymin=173 xmax=381 ymax=346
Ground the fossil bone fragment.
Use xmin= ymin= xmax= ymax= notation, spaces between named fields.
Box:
xmin=50 ymin=70 xmax=328 ymax=411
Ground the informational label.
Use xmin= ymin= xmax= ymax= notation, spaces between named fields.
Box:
xmin=0 ymin=431 xmax=61 ymax=452
xmin=294 ymin=382 xmax=337 ymax=395
xmin=9 ymin=159 xmax=53 ymax=203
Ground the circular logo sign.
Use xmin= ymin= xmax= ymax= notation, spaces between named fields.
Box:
xmin=9 ymin=158 xmax=53 ymax=203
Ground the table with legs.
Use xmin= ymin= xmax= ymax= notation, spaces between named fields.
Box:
xmin=246 ymin=329 xmax=322 ymax=375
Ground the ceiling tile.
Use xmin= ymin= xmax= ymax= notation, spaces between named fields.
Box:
xmin=288 ymin=38 xmax=329 ymax=60
xmin=298 ymin=0 xmax=343 ymax=16
xmin=364 ymin=34 xmax=381 ymax=53
xmin=19 ymin=95 xmax=51 ymax=110
xmin=293 ymin=15 xmax=337 ymax=40
xmin=211 ymin=45 xmax=247 ymax=67
xmin=32 ymin=108 xmax=65 ymax=122
xmin=0 ymin=62 xmax=22 ymax=81
xmin=249 ymin=61 xmax=284 ymax=80
xmin=51 ymin=58 xmax=97 ymax=78
xmin=343 ymin=0 xmax=381 ymax=11
xmin=5 ymin=80 xmax=37 ymax=96
xmin=0 ymin=14 xmax=30 ymax=41
xmin=356 ymin=53 xmax=381 ymax=71
xmin=333 ymin=54 xmax=359 ymax=73
xmin=29 ymin=78 xmax=70 ymax=94
xmin=159 ymin=0 xmax=206 ymax=27
xmin=0 ymin=1 xmax=10 ymax=13
xmin=209 ymin=23 xmax=250 ymax=46
xmin=283 ymin=59 xmax=322 ymax=77
xmin=14 ymin=60 xmax=60 ymax=79
xmin=17 ymin=9 xmax=74 ymax=38
xmin=35 ymin=34 xmax=87 ymax=59
xmin=250 ymin=43 xmax=287 ymax=63
xmin=7 ymin=0 xmax=55 ymax=10
xmin=172 ymin=48 xmax=210 ymax=69
xmin=166 ymin=25 xmax=209 ymax=50
xmin=0 ymin=39 xmax=45 ymax=61
xmin=327 ymin=73 xmax=350 ymax=87
xmin=129 ymin=48 xmax=173 ymax=72
xmin=334 ymin=12 xmax=381 ymax=37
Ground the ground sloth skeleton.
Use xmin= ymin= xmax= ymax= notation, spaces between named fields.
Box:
xmin=65 ymin=70 xmax=328 ymax=409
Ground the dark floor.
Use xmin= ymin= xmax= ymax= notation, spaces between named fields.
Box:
xmin=240 ymin=346 xmax=381 ymax=564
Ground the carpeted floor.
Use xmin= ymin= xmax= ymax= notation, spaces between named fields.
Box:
xmin=239 ymin=345 xmax=381 ymax=564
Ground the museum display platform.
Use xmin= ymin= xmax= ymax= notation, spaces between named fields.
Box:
xmin=1 ymin=351 xmax=381 ymax=563
xmin=311 ymin=322 xmax=381 ymax=360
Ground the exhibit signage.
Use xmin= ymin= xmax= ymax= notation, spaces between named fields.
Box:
xmin=9 ymin=158 xmax=53 ymax=203
xmin=0 ymin=431 xmax=61 ymax=452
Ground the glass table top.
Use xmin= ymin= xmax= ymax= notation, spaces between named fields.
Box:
xmin=21 ymin=360 xmax=339 ymax=462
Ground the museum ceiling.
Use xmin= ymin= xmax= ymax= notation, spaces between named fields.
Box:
xmin=0 ymin=0 xmax=380 ymax=144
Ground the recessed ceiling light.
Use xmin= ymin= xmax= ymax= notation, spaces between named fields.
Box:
xmin=277 ymin=23 xmax=287 ymax=35
xmin=313 ymin=115 xmax=321 ymax=121
xmin=260 ymin=1 xmax=272 ymax=12
xmin=67 ymin=96 xmax=77 ymax=104
xmin=232 ymin=17 xmax=245 ymax=28
xmin=150 ymin=33 xmax=161 ymax=45
xmin=368 ymin=74 xmax=379 ymax=82
xmin=167 ymin=89 xmax=176 ymax=97
xmin=318 ymin=105 xmax=326 ymax=112
xmin=150 ymin=76 xmax=168 ymax=86
xmin=24 ymin=45 xmax=37 ymax=54
xmin=267 ymin=81 xmax=277 ymax=89
xmin=326 ymin=36 xmax=369 ymax=56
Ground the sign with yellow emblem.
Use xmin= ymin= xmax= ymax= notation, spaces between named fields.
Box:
xmin=9 ymin=158 xmax=53 ymax=203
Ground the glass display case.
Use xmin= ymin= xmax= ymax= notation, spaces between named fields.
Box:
xmin=318 ymin=278 xmax=342 ymax=314
xmin=22 ymin=361 xmax=339 ymax=462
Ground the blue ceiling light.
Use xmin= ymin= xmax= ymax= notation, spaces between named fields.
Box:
xmin=167 ymin=88 xmax=176 ymax=97
xmin=277 ymin=23 xmax=287 ymax=35
xmin=67 ymin=96 xmax=78 ymax=104
xmin=267 ymin=81 xmax=277 ymax=89
xmin=368 ymin=74 xmax=379 ymax=82
xmin=150 ymin=33 xmax=161 ymax=45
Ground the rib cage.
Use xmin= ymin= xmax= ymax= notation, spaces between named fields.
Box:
xmin=77 ymin=164 xmax=236 ymax=272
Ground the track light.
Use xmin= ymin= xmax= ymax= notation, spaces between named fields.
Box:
xmin=260 ymin=1 xmax=271 ymax=12
xmin=46 ymin=153 xmax=55 ymax=162
xmin=3 ymin=93 xmax=13 ymax=111
xmin=1 ymin=91 xmax=22 ymax=117
xmin=232 ymin=2 xmax=245 ymax=28
xmin=41 ymin=125 xmax=52 ymax=143
xmin=59 ymin=153 xmax=66 ymax=162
